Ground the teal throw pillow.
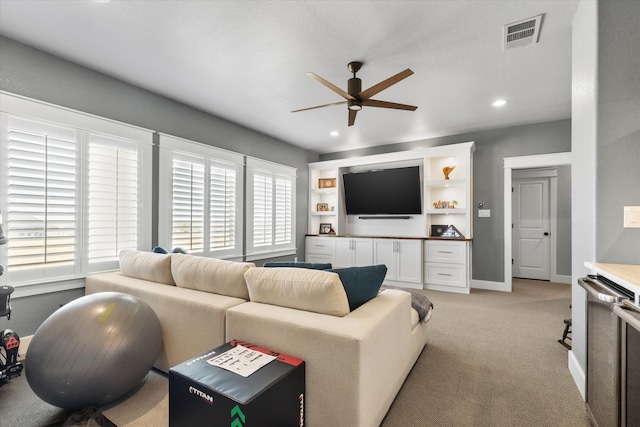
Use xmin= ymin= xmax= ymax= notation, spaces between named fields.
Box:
xmin=263 ymin=261 xmax=332 ymax=270
xmin=328 ymin=265 xmax=387 ymax=311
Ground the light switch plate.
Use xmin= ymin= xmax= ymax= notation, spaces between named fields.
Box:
xmin=478 ymin=209 xmax=491 ymax=218
xmin=623 ymin=206 xmax=640 ymax=228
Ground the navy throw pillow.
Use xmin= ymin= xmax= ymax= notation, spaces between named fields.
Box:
xmin=263 ymin=261 xmax=332 ymax=270
xmin=328 ymin=265 xmax=388 ymax=311
xmin=152 ymin=246 xmax=169 ymax=254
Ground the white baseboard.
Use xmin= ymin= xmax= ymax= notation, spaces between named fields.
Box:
xmin=552 ymin=274 xmax=572 ymax=284
xmin=568 ymin=350 xmax=586 ymax=400
xmin=471 ymin=279 xmax=510 ymax=292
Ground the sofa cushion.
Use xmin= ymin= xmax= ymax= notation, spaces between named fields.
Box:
xmin=119 ymin=250 xmax=175 ymax=286
xmin=244 ymin=267 xmax=350 ymax=317
xmin=263 ymin=261 xmax=332 ymax=270
xmin=328 ymin=265 xmax=388 ymax=311
xmin=170 ymin=254 xmax=254 ymax=299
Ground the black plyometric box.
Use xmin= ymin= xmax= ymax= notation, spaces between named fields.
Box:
xmin=169 ymin=340 xmax=305 ymax=427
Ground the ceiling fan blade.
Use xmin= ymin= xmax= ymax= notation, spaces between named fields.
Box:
xmin=307 ymin=72 xmax=355 ymax=100
xmin=348 ymin=109 xmax=357 ymax=126
xmin=362 ymin=99 xmax=418 ymax=111
xmin=358 ymin=68 xmax=414 ymax=100
xmin=291 ymin=101 xmax=347 ymax=113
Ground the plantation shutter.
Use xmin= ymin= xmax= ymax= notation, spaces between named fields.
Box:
xmin=245 ymin=157 xmax=296 ymax=260
xmin=157 ymin=134 xmax=244 ymax=259
xmin=252 ymin=172 xmax=273 ymax=247
xmin=87 ymin=135 xmax=139 ymax=264
xmin=210 ymin=163 xmax=237 ymax=251
xmin=171 ymin=156 xmax=205 ymax=253
xmin=4 ymin=116 xmax=78 ymax=279
xmin=274 ymin=176 xmax=293 ymax=244
xmin=1 ymin=93 xmax=153 ymax=288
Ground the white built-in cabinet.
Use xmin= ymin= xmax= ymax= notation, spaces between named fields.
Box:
xmin=334 ymin=237 xmax=373 ymax=267
xmin=373 ymin=239 xmax=422 ymax=288
xmin=424 ymin=240 xmax=471 ymax=293
xmin=306 ymin=141 xmax=474 ymax=293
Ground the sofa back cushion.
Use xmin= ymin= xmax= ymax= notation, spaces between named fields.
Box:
xmin=171 ymin=254 xmax=254 ymax=299
xmin=328 ymin=264 xmax=388 ymax=311
xmin=119 ymin=250 xmax=175 ymax=286
xmin=244 ymin=267 xmax=350 ymax=317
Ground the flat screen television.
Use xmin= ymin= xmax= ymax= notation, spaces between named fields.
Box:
xmin=342 ymin=166 xmax=422 ymax=215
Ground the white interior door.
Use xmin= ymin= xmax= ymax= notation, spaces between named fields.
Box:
xmin=512 ymin=178 xmax=550 ymax=280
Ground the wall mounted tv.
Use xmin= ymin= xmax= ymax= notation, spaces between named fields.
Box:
xmin=343 ymin=166 xmax=422 ymax=216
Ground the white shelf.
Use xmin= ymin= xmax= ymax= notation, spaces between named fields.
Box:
xmin=426 ymin=208 xmax=467 ymax=215
xmin=425 ymin=179 xmax=465 ymax=187
xmin=311 ymin=211 xmax=337 ymax=216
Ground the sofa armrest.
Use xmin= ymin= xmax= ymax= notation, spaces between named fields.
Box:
xmin=225 ymin=289 xmax=413 ymax=427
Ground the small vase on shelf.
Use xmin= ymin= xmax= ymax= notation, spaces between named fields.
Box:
xmin=442 ymin=166 xmax=455 ymax=180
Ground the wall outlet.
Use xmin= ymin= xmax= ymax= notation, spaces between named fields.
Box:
xmin=478 ymin=209 xmax=491 ymax=218
xmin=623 ymin=206 xmax=640 ymax=228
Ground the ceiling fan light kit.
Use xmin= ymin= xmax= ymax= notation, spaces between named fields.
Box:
xmin=292 ymin=61 xmax=417 ymax=126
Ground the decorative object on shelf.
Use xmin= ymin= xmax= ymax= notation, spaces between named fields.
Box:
xmin=440 ymin=224 xmax=464 ymax=239
xmin=442 ymin=165 xmax=456 ymax=180
xmin=316 ymin=203 xmax=329 ymax=212
xmin=430 ymin=224 xmax=447 ymax=237
xmin=319 ymin=223 xmax=332 ymax=235
xmin=450 ymin=200 xmax=458 ymax=208
xmin=440 ymin=201 xmax=449 ymax=209
xmin=318 ymin=178 xmax=336 ymax=188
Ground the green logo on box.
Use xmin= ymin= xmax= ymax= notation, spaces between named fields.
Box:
xmin=231 ymin=405 xmax=245 ymax=427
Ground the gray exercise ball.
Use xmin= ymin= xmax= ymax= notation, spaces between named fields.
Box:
xmin=26 ymin=292 xmax=162 ymax=409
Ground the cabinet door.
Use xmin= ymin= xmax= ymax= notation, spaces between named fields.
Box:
xmin=334 ymin=238 xmax=353 ymax=267
xmin=352 ymin=238 xmax=373 ymax=267
xmin=396 ymin=240 xmax=422 ymax=283
xmin=373 ymin=239 xmax=396 ymax=278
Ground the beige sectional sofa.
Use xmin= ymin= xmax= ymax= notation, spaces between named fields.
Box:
xmin=84 ymin=250 xmax=431 ymax=427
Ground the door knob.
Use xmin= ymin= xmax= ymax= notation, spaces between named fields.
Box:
xmin=544 ymin=232 xmax=549 ymax=236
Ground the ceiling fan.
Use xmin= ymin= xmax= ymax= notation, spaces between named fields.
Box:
xmin=292 ymin=61 xmax=417 ymax=126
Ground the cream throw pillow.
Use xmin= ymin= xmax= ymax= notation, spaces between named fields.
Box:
xmin=119 ymin=250 xmax=175 ymax=285
xmin=244 ymin=267 xmax=350 ymax=317
xmin=170 ymin=254 xmax=254 ymax=300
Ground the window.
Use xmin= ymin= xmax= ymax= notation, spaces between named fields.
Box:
xmin=158 ymin=134 xmax=243 ymax=259
xmin=0 ymin=93 xmax=153 ymax=287
xmin=245 ymin=157 xmax=296 ymax=260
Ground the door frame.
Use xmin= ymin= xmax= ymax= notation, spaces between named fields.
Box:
xmin=503 ymin=152 xmax=571 ymax=292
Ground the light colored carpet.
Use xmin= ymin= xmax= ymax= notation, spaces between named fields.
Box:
xmin=380 ymin=279 xmax=590 ymax=427
xmin=101 ymin=370 xmax=169 ymax=426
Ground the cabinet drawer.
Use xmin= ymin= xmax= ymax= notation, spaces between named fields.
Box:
xmin=425 ymin=240 xmax=466 ymax=264
xmin=306 ymin=237 xmax=334 ymax=255
xmin=306 ymin=253 xmax=334 ymax=264
xmin=424 ymin=262 xmax=467 ymax=288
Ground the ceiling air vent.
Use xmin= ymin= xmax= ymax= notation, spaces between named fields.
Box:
xmin=503 ymin=14 xmax=543 ymax=51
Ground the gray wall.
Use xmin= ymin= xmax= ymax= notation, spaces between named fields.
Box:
xmin=321 ymin=119 xmax=572 ymax=283
xmin=557 ymin=165 xmax=572 ymax=276
xmin=595 ymin=1 xmax=640 ymax=264
xmin=0 ymin=35 xmax=319 ymax=334
xmin=570 ymin=0 xmax=640 ymax=395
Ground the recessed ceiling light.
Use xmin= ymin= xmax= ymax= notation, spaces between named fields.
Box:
xmin=492 ymin=99 xmax=509 ymax=107
xmin=330 ymin=131 xmax=340 ymax=137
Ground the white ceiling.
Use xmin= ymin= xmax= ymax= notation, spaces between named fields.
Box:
xmin=0 ymin=0 xmax=579 ymax=154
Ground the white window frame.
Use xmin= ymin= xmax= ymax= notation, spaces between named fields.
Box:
xmin=0 ymin=92 xmax=153 ymax=290
xmin=157 ymin=134 xmax=244 ymax=260
xmin=245 ymin=157 xmax=297 ymax=261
